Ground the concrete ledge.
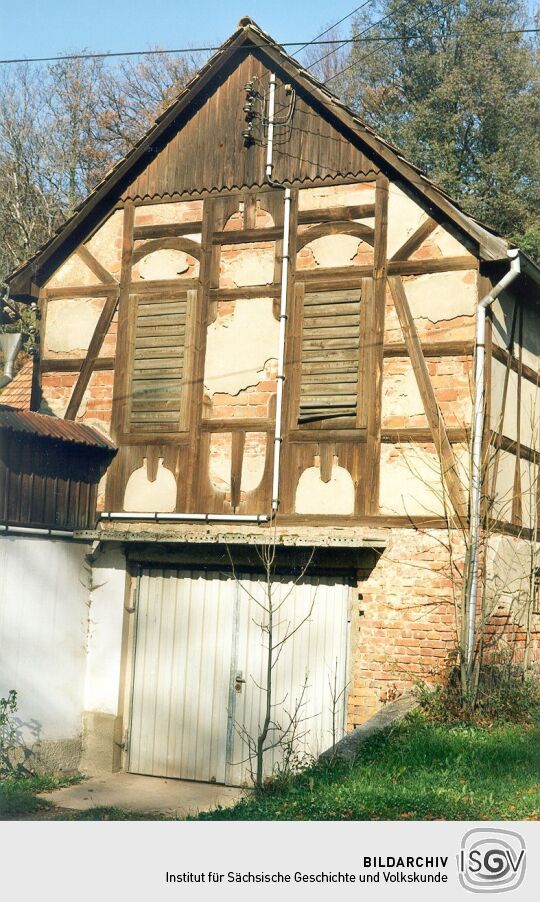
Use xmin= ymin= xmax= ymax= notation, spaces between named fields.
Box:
xmin=77 ymin=523 xmax=389 ymax=549
xmin=321 ymin=694 xmax=418 ymax=761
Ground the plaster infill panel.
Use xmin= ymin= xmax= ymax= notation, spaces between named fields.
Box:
xmin=123 ymin=459 xmax=177 ymax=512
xmin=133 ymin=199 xmax=204 ymax=225
xmin=46 ymin=251 xmax=102 ymax=289
xmin=132 ymin=248 xmax=199 ymax=281
xmin=403 ymin=270 xmax=477 ymax=322
xmin=485 ymin=534 xmax=536 ymax=621
xmin=219 ymin=243 xmax=275 ymax=288
xmin=84 ymin=209 xmax=124 ymax=279
xmin=204 ymin=297 xmax=279 ymax=399
xmin=387 ymin=271 xmax=478 ymax=343
xmin=379 ymin=444 xmax=447 ymax=518
xmin=298 ymin=182 xmax=376 ymax=210
xmin=297 ymin=234 xmax=373 ymax=271
xmin=520 ymin=379 xmax=540 ymax=449
xmin=295 ymin=463 xmax=355 ymax=515
xmin=241 ymin=433 xmax=267 ymax=494
xmin=386 ymin=183 xmax=428 ymax=259
xmin=490 ymin=449 xmax=517 ymax=523
xmin=490 ymin=359 xmax=518 ymax=443
xmin=520 ymin=457 xmax=538 ymax=531
xmin=43 ymin=297 xmax=106 ymax=357
xmin=381 ymin=358 xmax=426 ymax=428
xmin=209 ymin=432 xmax=232 ymax=494
xmin=422 ymin=226 xmax=474 ymax=264
xmin=491 ymin=294 xmax=517 ymax=349
xmin=521 ymin=304 xmax=540 ymax=372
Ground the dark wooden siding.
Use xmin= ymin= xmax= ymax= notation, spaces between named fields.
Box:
xmin=121 ymin=54 xmax=379 ymax=201
xmin=0 ymin=433 xmax=114 ymax=530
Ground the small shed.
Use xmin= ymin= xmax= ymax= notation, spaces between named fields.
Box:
xmin=0 ymin=406 xmax=116 ymax=532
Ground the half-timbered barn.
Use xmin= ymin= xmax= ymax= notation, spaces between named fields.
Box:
xmin=1 ymin=18 xmax=540 ymax=781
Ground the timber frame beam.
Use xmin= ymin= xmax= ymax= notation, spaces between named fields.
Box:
xmin=388 ymin=275 xmax=468 ymax=523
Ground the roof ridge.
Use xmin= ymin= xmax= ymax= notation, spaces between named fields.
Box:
xmin=6 ymin=17 xmax=525 ymax=298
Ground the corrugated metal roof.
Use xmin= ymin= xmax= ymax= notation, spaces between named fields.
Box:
xmin=0 ymin=405 xmax=116 ymax=450
xmin=0 ymin=359 xmax=33 ymax=410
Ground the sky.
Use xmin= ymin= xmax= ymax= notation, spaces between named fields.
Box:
xmin=0 ymin=0 xmax=360 ymax=60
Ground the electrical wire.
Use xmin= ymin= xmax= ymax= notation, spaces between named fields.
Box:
xmin=292 ymin=1 xmax=375 ymax=56
xmin=0 ymin=29 xmax=537 ymax=66
xmin=326 ymin=1 xmax=452 ymax=83
xmin=305 ymin=0 xmax=418 ymax=72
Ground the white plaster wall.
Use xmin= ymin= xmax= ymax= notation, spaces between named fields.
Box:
xmin=490 ymin=358 xmax=518 ymax=441
xmin=85 ymin=209 xmax=124 ymax=278
xmin=520 ymin=458 xmax=538 ymax=531
xmin=0 ymin=537 xmax=90 ymax=741
xmin=46 ymin=252 xmax=101 ymax=289
xmin=521 ymin=379 xmax=540 ymax=449
xmin=295 ymin=464 xmax=355 ymax=515
xmin=491 ymin=293 xmax=517 ymax=349
xmin=83 ymin=547 xmax=127 ymax=715
xmin=521 ymin=303 xmax=540 ymax=372
xmin=491 ymin=358 xmax=540 ymax=448
xmin=485 ymin=534 xmax=537 ymax=622
xmin=490 ymin=450 xmax=516 ymax=523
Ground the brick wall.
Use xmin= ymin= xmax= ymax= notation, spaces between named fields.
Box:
xmin=349 ymin=529 xmax=462 ymax=726
xmin=348 ymin=528 xmax=540 ymax=728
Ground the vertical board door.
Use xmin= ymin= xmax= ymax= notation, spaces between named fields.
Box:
xmin=230 ymin=573 xmax=350 ymax=784
xmin=128 ymin=569 xmax=236 ymax=783
xmin=128 ymin=568 xmax=350 ymax=785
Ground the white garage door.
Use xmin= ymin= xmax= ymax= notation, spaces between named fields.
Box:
xmin=128 ymin=568 xmax=350 ymax=785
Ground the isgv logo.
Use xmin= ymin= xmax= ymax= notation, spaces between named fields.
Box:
xmin=458 ymin=828 xmax=526 ymax=893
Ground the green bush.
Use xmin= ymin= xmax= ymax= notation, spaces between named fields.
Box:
xmin=0 ymin=690 xmax=30 ymax=778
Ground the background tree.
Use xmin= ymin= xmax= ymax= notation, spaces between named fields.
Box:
xmin=0 ymin=50 xmax=201 ymax=289
xmin=307 ymin=0 xmax=540 ymax=261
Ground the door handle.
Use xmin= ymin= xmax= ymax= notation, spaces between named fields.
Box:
xmin=235 ymin=671 xmax=246 ymax=693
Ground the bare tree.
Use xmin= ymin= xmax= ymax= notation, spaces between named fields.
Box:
xmin=95 ymin=50 xmax=204 ymax=158
xmin=225 ymin=534 xmax=318 ymax=789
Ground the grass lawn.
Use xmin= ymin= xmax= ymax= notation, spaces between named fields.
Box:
xmin=0 ymin=773 xmax=81 ymax=818
xmin=3 ymin=715 xmax=539 ymax=821
xmin=197 ymin=714 xmax=540 ymax=821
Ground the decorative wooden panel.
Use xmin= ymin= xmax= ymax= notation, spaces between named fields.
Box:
xmin=121 ymin=55 xmax=379 ymax=202
xmin=298 ymin=288 xmax=361 ymax=422
xmin=127 ymin=293 xmax=189 ymax=434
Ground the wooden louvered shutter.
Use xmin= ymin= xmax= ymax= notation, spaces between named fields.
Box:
xmin=127 ymin=292 xmax=192 ymax=434
xmin=298 ymin=288 xmax=361 ymax=423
